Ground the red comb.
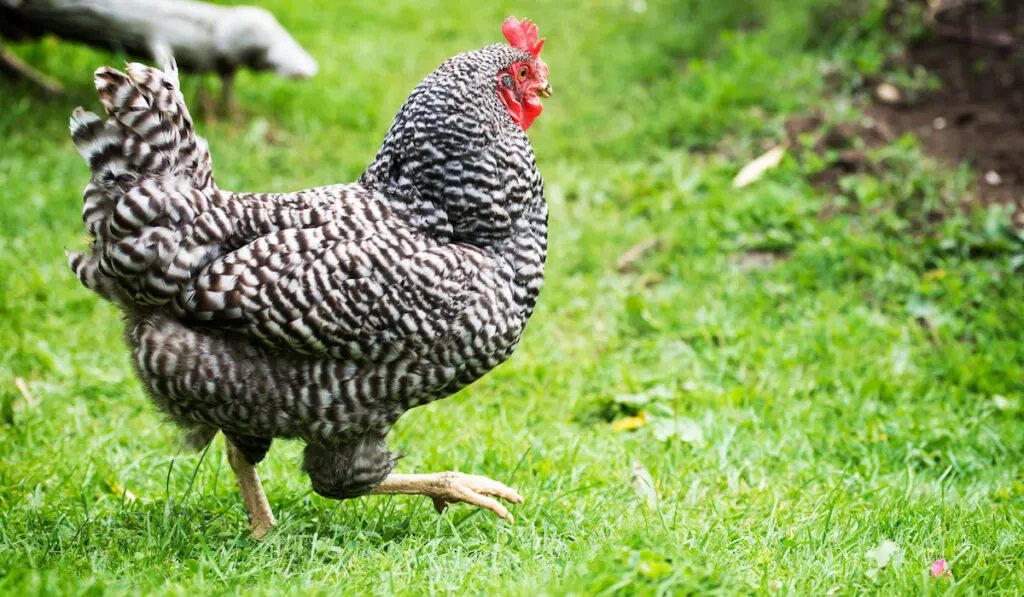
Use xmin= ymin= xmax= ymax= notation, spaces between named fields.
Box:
xmin=502 ymin=16 xmax=545 ymax=59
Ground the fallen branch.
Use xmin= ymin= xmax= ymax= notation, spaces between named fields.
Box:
xmin=13 ymin=377 xmax=38 ymax=408
xmin=0 ymin=40 xmax=63 ymax=94
xmin=0 ymin=0 xmax=317 ymax=104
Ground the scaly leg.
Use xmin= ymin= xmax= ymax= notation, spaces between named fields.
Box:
xmin=225 ymin=437 xmax=277 ymax=538
xmin=371 ymin=472 xmax=524 ymax=523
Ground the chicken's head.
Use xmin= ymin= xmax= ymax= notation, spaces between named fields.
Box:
xmin=497 ymin=17 xmax=551 ymax=131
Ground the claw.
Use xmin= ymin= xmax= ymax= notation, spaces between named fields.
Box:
xmin=371 ymin=471 xmax=524 ymax=522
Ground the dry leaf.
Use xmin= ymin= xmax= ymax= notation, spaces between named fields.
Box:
xmin=650 ymin=417 xmax=703 ymax=444
xmin=13 ymin=377 xmax=38 ymax=408
xmin=732 ymin=146 xmax=786 ymax=188
xmin=867 ymin=540 xmax=902 ymax=568
xmin=630 ymin=460 xmax=658 ymax=509
xmin=875 ymin=82 xmax=902 ymax=104
xmin=616 ymin=238 xmax=659 ymax=273
xmin=613 ymin=412 xmax=647 ymax=431
xmin=105 ymin=480 xmax=137 ymax=503
xmin=865 ymin=540 xmax=903 ymax=579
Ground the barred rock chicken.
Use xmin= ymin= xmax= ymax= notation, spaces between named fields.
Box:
xmin=65 ymin=17 xmax=551 ymax=537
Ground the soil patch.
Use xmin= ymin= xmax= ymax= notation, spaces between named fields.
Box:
xmin=795 ymin=0 xmax=1024 ymax=223
xmin=874 ymin=0 xmax=1024 ymax=218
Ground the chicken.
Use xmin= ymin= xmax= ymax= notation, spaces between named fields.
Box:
xmin=65 ymin=16 xmax=551 ymax=537
xmin=1 ymin=0 xmax=318 ymax=113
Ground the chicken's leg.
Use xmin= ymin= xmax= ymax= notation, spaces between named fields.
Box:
xmin=225 ymin=437 xmax=277 ymax=539
xmin=371 ymin=472 xmax=524 ymax=523
xmin=219 ymin=70 xmax=240 ymax=122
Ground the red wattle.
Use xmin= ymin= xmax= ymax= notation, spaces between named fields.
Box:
xmin=498 ymin=79 xmax=543 ymax=131
xmin=520 ymin=96 xmax=543 ymax=131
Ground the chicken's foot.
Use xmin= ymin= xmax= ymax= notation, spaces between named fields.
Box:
xmin=225 ymin=437 xmax=277 ymax=539
xmin=371 ymin=472 xmax=524 ymax=523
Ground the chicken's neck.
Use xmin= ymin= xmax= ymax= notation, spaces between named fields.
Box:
xmin=360 ymin=136 xmax=547 ymax=323
xmin=359 ymin=54 xmax=548 ymax=319
xmin=361 ymin=163 xmax=547 ymax=320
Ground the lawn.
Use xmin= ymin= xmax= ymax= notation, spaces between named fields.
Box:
xmin=2 ymin=0 xmax=1023 ymax=594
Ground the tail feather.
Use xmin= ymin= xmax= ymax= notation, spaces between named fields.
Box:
xmin=68 ymin=61 xmax=218 ymax=307
xmin=68 ymin=60 xmax=328 ymax=311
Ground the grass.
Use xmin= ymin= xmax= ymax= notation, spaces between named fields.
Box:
xmin=2 ymin=0 xmax=1023 ymax=594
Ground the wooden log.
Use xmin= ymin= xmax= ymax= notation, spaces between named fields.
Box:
xmin=0 ymin=0 xmax=318 ymax=79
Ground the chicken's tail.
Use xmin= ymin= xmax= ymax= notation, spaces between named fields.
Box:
xmin=66 ymin=60 xmax=223 ymax=307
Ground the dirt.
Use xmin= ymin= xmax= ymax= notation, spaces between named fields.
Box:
xmin=798 ymin=0 xmax=1024 ymax=224
xmin=785 ymin=114 xmax=893 ymax=194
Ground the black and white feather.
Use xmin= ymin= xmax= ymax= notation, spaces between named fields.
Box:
xmin=66 ymin=44 xmax=547 ymax=498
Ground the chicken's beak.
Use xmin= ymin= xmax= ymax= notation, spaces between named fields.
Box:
xmin=537 ymin=81 xmax=553 ymax=98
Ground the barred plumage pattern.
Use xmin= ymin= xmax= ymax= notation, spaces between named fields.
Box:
xmin=66 ymin=44 xmax=547 ymax=498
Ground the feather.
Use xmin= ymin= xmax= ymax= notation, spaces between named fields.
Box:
xmin=66 ymin=23 xmax=549 ymax=502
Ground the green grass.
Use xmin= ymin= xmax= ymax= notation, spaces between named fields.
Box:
xmin=2 ymin=0 xmax=1023 ymax=594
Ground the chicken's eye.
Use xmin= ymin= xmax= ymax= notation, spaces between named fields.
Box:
xmin=518 ymin=66 xmax=529 ymax=79
xmin=501 ymin=74 xmax=515 ymax=90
